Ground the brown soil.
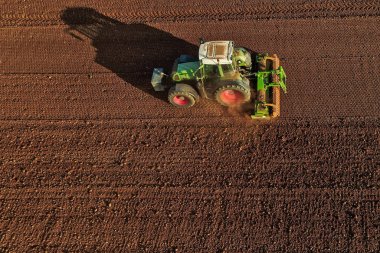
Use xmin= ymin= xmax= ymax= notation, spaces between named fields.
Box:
xmin=1 ymin=1 xmax=380 ymax=252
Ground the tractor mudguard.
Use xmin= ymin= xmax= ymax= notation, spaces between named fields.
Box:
xmin=234 ymin=47 xmax=252 ymax=69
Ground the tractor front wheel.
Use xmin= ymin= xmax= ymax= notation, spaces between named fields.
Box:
xmin=168 ymin=86 xmax=196 ymax=108
xmin=215 ymin=85 xmax=250 ymax=107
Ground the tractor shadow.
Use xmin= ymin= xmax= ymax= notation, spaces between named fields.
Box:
xmin=60 ymin=7 xmax=198 ymax=101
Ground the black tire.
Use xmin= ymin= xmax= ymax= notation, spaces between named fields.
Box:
xmin=168 ymin=86 xmax=196 ymax=108
xmin=215 ymin=84 xmax=250 ymax=107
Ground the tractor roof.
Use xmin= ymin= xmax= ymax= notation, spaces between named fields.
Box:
xmin=199 ymin=41 xmax=234 ymax=65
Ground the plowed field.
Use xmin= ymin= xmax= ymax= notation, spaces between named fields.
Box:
xmin=1 ymin=1 xmax=380 ymax=252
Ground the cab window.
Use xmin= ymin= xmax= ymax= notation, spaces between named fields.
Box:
xmin=203 ymin=64 xmax=234 ymax=77
xmin=203 ymin=64 xmax=219 ymax=75
xmin=221 ymin=64 xmax=234 ymax=73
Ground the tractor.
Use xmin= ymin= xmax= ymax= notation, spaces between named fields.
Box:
xmin=151 ymin=39 xmax=287 ymax=118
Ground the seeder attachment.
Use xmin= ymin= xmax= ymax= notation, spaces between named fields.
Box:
xmin=251 ymin=54 xmax=287 ymax=119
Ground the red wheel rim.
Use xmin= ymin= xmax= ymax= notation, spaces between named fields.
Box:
xmin=219 ymin=89 xmax=245 ymax=105
xmin=173 ymin=95 xmax=190 ymax=106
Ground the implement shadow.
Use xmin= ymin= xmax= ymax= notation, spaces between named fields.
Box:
xmin=61 ymin=7 xmax=198 ymax=101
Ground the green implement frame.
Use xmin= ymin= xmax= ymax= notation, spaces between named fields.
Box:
xmin=252 ymin=66 xmax=287 ymax=118
xmin=257 ymin=66 xmax=287 ymax=92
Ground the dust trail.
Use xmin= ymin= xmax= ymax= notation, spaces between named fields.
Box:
xmin=223 ymin=102 xmax=256 ymax=122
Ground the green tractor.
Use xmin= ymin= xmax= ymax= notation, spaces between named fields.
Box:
xmin=151 ymin=39 xmax=287 ymax=118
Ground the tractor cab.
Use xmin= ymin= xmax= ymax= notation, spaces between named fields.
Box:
xmin=198 ymin=41 xmax=238 ymax=79
xmin=198 ymin=41 xmax=234 ymax=63
xmin=194 ymin=40 xmax=250 ymax=104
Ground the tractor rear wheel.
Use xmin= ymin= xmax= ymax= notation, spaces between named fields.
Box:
xmin=168 ymin=86 xmax=196 ymax=108
xmin=215 ymin=85 xmax=250 ymax=107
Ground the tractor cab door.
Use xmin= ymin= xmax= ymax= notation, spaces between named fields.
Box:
xmin=194 ymin=64 xmax=212 ymax=99
xmin=201 ymin=64 xmax=223 ymax=97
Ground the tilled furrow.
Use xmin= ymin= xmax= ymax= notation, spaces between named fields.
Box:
xmin=1 ymin=0 xmax=379 ymax=27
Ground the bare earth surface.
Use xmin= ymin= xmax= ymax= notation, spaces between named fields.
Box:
xmin=1 ymin=1 xmax=380 ymax=252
